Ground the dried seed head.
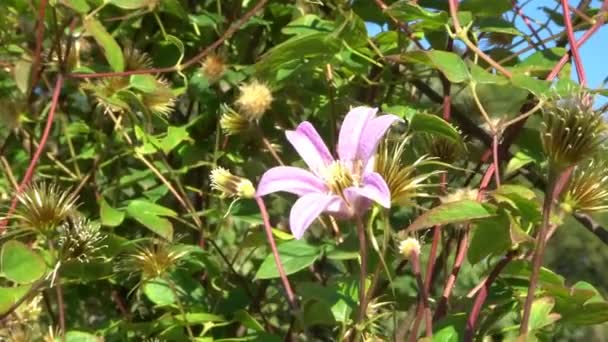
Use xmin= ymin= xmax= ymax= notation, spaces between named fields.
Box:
xmin=12 ymin=182 xmax=78 ymax=233
xmin=122 ymin=241 xmax=188 ymax=280
xmin=561 ymin=158 xmax=608 ymax=214
xmin=85 ymin=77 xmax=131 ymax=114
xmin=57 ymin=214 xmax=107 ymax=263
xmin=210 ymin=167 xmax=255 ymax=199
xmin=541 ymin=93 xmax=606 ymax=169
xmin=375 ymin=137 xmax=440 ymax=206
xmin=141 ymin=77 xmax=176 ymax=117
xmin=440 ymin=187 xmax=479 ymax=204
xmin=398 ymin=237 xmax=421 ymax=259
xmin=235 ymin=80 xmax=273 ymax=121
xmin=220 ymin=105 xmax=252 ymax=136
xmin=201 ymin=55 xmax=227 ymax=83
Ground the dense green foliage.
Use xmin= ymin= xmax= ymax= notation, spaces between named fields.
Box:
xmin=1 ymin=0 xmax=608 ymax=341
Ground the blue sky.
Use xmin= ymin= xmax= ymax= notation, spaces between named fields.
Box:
xmin=366 ymin=0 xmax=607 ymax=104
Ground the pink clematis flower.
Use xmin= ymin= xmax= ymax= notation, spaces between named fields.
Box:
xmin=256 ymin=106 xmax=402 ymax=239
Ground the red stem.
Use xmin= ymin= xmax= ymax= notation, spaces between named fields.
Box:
xmin=255 ymin=196 xmax=298 ymax=310
xmin=492 ymin=134 xmax=501 ymax=187
xmin=512 ymin=0 xmax=547 ymax=50
xmin=560 ymin=0 xmax=587 ymax=85
xmin=0 ymin=75 xmax=64 ymax=232
xmin=409 ymin=252 xmax=432 ymax=340
xmin=29 ymin=0 xmax=48 ymax=95
xmin=464 ymin=251 xmax=516 ymax=341
xmin=547 ymin=0 xmax=608 ymax=81
xmin=69 ymin=0 xmax=269 ymax=79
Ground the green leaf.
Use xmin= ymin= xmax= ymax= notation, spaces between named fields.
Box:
xmin=469 ymin=61 xmax=508 ymax=85
xmin=468 ymin=211 xmax=512 ymax=264
xmin=505 ymin=151 xmax=536 ymax=176
xmin=99 ymin=198 xmax=125 ymax=227
xmin=188 ymin=12 xmax=225 ymax=28
xmin=143 ymin=278 xmax=176 ymax=306
xmin=409 ymin=113 xmax=462 ymax=144
xmin=174 ymin=312 xmax=225 ymax=324
xmin=109 ymin=0 xmax=150 ymax=10
xmin=528 ymin=297 xmax=561 ymax=332
xmin=13 ymin=59 xmax=31 ymax=94
xmin=129 ymin=74 xmax=158 ymax=93
xmin=502 ymin=260 xmax=565 ymax=287
xmin=65 ymin=331 xmax=102 ymax=342
xmin=158 ymin=126 xmax=192 ymax=154
xmin=126 ymin=200 xmax=176 ymax=240
xmin=60 ymin=0 xmax=91 ymax=13
xmin=386 ymin=2 xmax=448 ymax=30
xmin=1 ymin=240 xmax=46 ymax=284
xmin=406 ymin=200 xmax=495 ymax=232
xmin=159 ymin=0 xmax=188 ymax=18
xmin=511 ymin=73 xmax=552 ymax=96
xmin=282 ymin=14 xmax=334 ymax=36
xmin=460 ymin=0 xmax=511 ymax=17
xmin=400 ymin=50 xmax=470 ymax=83
xmin=476 ymin=18 xmax=522 ymax=36
xmin=234 ymin=309 xmax=265 ymax=332
xmin=513 ymin=48 xmax=567 ymax=76
xmin=84 ymin=18 xmax=125 ymax=72
xmin=255 ymin=240 xmax=321 ymax=280
xmin=0 ymin=284 xmax=31 ymax=315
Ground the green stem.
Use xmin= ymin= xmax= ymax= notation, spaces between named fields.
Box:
xmin=355 ymin=215 xmax=368 ymax=331
xmin=166 ymin=276 xmax=195 ymax=339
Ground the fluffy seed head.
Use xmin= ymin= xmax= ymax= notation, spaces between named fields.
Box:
xmin=424 ymin=134 xmax=465 ymax=164
xmin=398 ymin=237 xmax=421 ymax=258
xmin=541 ymin=93 xmax=606 ymax=169
xmin=440 ymin=187 xmax=479 ymax=204
xmin=235 ymin=80 xmax=273 ymax=121
xmin=123 ymin=45 xmax=153 ymax=71
xmin=12 ymin=182 xmax=78 ymax=233
xmin=201 ymin=55 xmax=227 ymax=83
xmin=210 ymin=167 xmax=255 ymax=199
xmin=561 ymin=158 xmax=608 ymax=214
xmin=220 ymin=105 xmax=252 ymax=136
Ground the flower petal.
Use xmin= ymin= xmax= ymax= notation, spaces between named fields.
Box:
xmin=358 ymin=114 xmax=402 ymax=167
xmin=256 ymin=166 xmax=327 ymax=197
xmin=337 ymin=107 xmax=377 ymax=162
xmin=285 ymin=121 xmax=334 ymax=175
xmin=349 ymin=172 xmax=391 ymax=208
xmin=289 ymin=193 xmax=338 ymax=239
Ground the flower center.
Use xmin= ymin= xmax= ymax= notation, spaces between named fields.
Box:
xmin=323 ymin=161 xmax=355 ymax=195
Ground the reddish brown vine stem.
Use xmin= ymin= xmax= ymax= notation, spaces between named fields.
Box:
xmin=255 ymin=196 xmax=298 ymax=311
xmin=0 ymin=74 xmax=64 ymax=232
xmin=561 ymin=0 xmax=587 ymax=85
xmin=68 ymin=0 xmax=269 ymax=79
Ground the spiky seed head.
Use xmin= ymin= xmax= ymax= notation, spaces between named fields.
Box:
xmin=12 ymin=182 xmax=78 ymax=233
xmin=210 ymin=167 xmax=255 ymax=199
xmin=235 ymin=80 xmax=273 ymax=121
xmin=541 ymin=93 xmax=607 ymax=169
xmin=375 ymin=137 xmax=440 ymax=205
xmin=141 ymin=78 xmax=176 ymax=117
xmin=123 ymin=242 xmax=188 ymax=280
xmin=57 ymin=214 xmax=106 ymax=263
xmin=561 ymin=158 xmax=608 ymax=214
xmin=201 ymin=55 xmax=227 ymax=83
xmin=486 ymin=32 xmax=514 ymax=47
xmin=123 ymin=44 xmax=153 ymax=71
xmin=398 ymin=237 xmax=421 ymax=259
xmin=84 ymin=77 xmax=131 ymax=113
xmin=440 ymin=187 xmax=479 ymax=204
xmin=424 ymin=134 xmax=465 ymax=164
xmin=220 ymin=105 xmax=252 ymax=136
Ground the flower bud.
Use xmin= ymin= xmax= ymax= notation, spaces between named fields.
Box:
xmin=235 ymin=80 xmax=273 ymax=121
xmin=399 ymin=237 xmax=421 ymax=259
xmin=210 ymin=167 xmax=255 ymax=199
